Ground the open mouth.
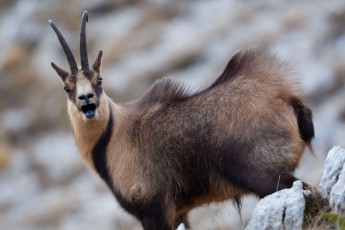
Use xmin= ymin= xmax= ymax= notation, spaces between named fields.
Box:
xmin=81 ymin=103 xmax=96 ymax=119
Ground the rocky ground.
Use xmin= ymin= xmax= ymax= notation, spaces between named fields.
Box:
xmin=246 ymin=146 xmax=345 ymax=230
xmin=0 ymin=0 xmax=345 ymax=229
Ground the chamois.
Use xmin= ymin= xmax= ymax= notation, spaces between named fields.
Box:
xmin=49 ymin=11 xmax=314 ymax=230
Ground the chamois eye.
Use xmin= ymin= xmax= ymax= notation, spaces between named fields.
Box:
xmin=97 ymin=77 xmax=103 ymax=86
xmin=64 ymin=85 xmax=71 ymax=93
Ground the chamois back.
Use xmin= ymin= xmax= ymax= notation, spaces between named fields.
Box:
xmin=139 ymin=78 xmax=192 ymax=106
xmin=211 ymin=47 xmax=293 ymax=88
xmin=139 ymin=48 xmax=298 ymax=110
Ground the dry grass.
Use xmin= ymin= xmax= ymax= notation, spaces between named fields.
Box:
xmin=304 ymin=193 xmax=345 ymax=230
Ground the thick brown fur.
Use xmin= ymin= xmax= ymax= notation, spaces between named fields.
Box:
xmin=50 ymin=13 xmax=314 ymax=230
xmin=77 ymin=49 xmax=313 ymax=229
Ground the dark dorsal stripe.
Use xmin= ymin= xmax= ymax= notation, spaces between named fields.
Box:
xmin=92 ymin=104 xmax=114 ymax=190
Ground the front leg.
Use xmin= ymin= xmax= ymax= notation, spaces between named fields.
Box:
xmin=174 ymin=212 xmax=190 ymax=229
xmin=140 ymin=214 xmax=173 ymax=230
xmin=138 ymin=204 xmax=177 ymax=230
xmin=123 ymin=195 xmax=177 ymax=230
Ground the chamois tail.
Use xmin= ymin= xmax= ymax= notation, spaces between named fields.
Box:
xmin=290 ymin=97 xmax=315 ymax=145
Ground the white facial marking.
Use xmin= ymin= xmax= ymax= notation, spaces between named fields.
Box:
xmin=77 ymin=78 xmax=93 ymax=96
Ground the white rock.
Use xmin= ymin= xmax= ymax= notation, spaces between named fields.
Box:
xmin=246 ymin=181 xmax=306 ymax=230
xmin=317 ymin=146 xmax=345 ymax=199
xmin=329 ymin=165 xmax=345 ymax=214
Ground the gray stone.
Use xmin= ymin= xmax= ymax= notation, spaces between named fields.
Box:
xmin=318 ymin=146 xmax=345 ymax=201
xmin=329 ymin=165 xmax=345 ymax=214
xmin=246 ymin=181 xmax=306 ymax=230
xmin=320 ymin=146 xmax=345 ymax=214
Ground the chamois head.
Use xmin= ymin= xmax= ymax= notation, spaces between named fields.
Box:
xmin=50 ymin=11 xmax=103 ymax=121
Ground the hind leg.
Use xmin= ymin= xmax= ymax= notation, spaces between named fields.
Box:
xmin=254 ymin=172 xmax=309 ymax=198
xmin=133 ymin=196 xmax=177 ymax=230
xmin=219 ymin=161 xmax=297 ymax=198
xmin=218 ymin=148 xmax=309 ymax=199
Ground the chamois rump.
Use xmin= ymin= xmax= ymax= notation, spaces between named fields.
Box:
xmin=49 ymin=11 xmax=314 ymax=230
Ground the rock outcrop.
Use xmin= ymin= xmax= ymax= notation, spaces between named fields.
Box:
xmin=318 ymin=146 xmax=345 ymax=214
xmin=245 ymin=146 xmax=345 ymax=230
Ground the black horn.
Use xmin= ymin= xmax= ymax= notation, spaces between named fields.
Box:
xmin=49 ymin=20 xmax=78 ymax=74
xmin=80 ymin=11 xmax=89 ymax=70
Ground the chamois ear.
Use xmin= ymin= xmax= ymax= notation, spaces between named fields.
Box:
xmin=51 ymin=62 xmax=69 ymax=81
xmin=92 ymin=50 xmax=103 ymax=74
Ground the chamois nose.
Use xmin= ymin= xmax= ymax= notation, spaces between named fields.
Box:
xmin=78 ymin=93 xmax=94 ymax=103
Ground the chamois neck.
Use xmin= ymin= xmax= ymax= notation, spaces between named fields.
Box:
xmin=68 ymin=93 xmax=117 ymax=170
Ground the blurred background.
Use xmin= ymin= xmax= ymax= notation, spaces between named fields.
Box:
xmin=0 ymin=0 xmax=344 ymax=229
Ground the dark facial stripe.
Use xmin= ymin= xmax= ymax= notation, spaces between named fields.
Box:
xmin=67 ymin=87 xmax=76 ymax=104
xmin=92 ymin=83 xmax=103 ymax=98
xmin=92 ymin=104 xmax=114 ymax=190
xmin=83 ymin=70 xmax=103 ymax=98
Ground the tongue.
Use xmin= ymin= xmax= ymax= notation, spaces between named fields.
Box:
xmin=85 ymin=110 xmax=95 ymax=119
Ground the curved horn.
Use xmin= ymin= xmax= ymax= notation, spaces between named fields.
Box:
xmin=49 ymin=20 xmax=78 ymax=74
xmin=80 ymin=11 xmax=89 ymax=70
